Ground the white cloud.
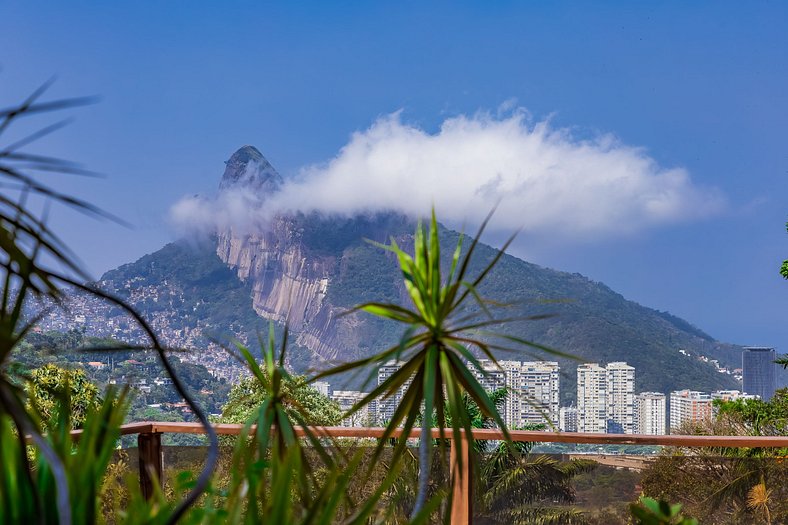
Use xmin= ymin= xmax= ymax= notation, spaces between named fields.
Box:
xmin=171 ymin=107 xmax=725 ymax=240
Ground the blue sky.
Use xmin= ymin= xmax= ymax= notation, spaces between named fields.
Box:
xmin=2 ymin=2 xmax=786 ymax=353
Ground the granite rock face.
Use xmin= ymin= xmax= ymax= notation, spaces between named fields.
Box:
xmin=215 ymin=146 xmax=406 ymax=364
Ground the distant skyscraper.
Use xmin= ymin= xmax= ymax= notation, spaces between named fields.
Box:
xmin=471 ymin=359 xmax=507 ymax=400
xmin=606 ymin=362 xmax=635 ymax=434
xmin=376 ymin=360 xmax=410 ymax=424
xmin=635 ymin=392 xmax=666 ymax=435
xmin=577 ymin=363 xmax=607 ymax=433
xmin=312 ymin=380 xmax=332 ymax=398
xmin=669 ymin=390 xmax=712 ymax=432
xmin=471 ymin=360 xmax=560 ymax=428
xmin=742 ymin=347 xmax=777 ymax=401
xmin=577 ymin=362 xmax=635 ymax=434
xmin=559 ymin=406 xmax=578 ymax=432
xmin=510 ymin=361 xmax=560 ymax=428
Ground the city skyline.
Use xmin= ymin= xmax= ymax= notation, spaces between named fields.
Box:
xmin=323 ymin=352 xmax=774 ymax=433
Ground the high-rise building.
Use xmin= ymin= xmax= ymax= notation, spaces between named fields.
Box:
xmin=472 ymin=359 xmax=507 ymax=398
xmin=472 ymin=360 xmax=560 ymax=428
xmin=742 ymin=347 xmax=777 ymax=401
xmin=312 ymin=380 xmax=332 ymax=398
xmin=559 ymin=406 xmax=578 ymax=432
xmin=669 ymin=390 xmax=712 ymax=432
xmin=331 ymin=390 xmax=372 ymax=427
xmin=512 ymin=361 xmax=560 ymax=428
xmin=376 ymin=360 xmax=410 ymax=424
xmin=606 ymin=362 xmax=635 ymax=434
xmin=577 ymin=363 xmax=607 ymax=433
xmin=635 ymin=392 xmax=666 ymax=435
xmin=577 ymin=362 xmax=635 ymax=433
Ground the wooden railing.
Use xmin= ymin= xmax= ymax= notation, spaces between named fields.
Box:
xmin=111 ymin=422 xmax=788 ymax=525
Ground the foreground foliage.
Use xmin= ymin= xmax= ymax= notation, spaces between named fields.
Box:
xmin=316 ymin=210 xmax=567 ymax=516
xmin=639 ymin=392 xmax=788 ymax=524
xmin=219 ymin=371 xmax=341 ymax=426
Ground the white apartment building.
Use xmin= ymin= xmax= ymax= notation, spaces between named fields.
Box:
xmin=472 ymin=360 xmax=560 ymax=428
xmin=331 ymin=390 xmax=372 ymax=427
xmin=606 ymin=362 xmax=635 ymax=434
xmin=518 ymin=361 xmax=560 ymax=427
xmin=635 ymin=392 xmax=666 ymax=435
xmin=577 ymin=363 xmax=607 ymax=433
xmin=669 ymin=390 xmax=713 ymax=432
xmin=376 ymin=360 xmax=410 ymax=424
xmin=559 ymin=406 xmax=578 ymax=432
xmin=577 ymin=362 xmax=635 ymax=434
xmin=473 ymin=359 xmax=507 ymax=398
xmin=312 ymin=380 xmax=332 ymax=398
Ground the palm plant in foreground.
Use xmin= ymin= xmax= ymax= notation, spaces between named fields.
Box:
xmin=0 ymin=385 xmax=130 ymax=525
xmin=0 ymin=81 xmax=217 ymax=525
xmin=317 ymin=210 xmax=566 ymax=517
xmin=220 ymin=324 xmax=438 ymax=525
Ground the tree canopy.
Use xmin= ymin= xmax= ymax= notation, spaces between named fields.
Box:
xmin=219 ymin=374 xmax=341 ymax=426
xmin=25 ymin=364 xmax=102 ymax=430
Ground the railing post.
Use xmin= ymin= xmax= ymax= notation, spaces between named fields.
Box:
xmin=138 ymin=431 xmax=163 ymax=500
xmin=450 ymin=432 xmax=472 ymax=525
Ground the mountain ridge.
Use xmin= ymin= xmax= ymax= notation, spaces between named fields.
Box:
xmin=37 ymin=146 xmax=743 ymax=401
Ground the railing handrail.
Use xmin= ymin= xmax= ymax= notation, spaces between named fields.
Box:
xmin=100 ymin=421 xmax=788 ymax=525
xmin=112 ymin=421 xmax=788 ymax=448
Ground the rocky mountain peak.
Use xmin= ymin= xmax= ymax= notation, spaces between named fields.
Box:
xmin=219 ymin=145 xmax=283 ymax=193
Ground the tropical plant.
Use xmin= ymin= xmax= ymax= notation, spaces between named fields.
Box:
xmin=25 ymin=363 xmax=101 ymax=431
xmin=219 ymin=371 xmax=341 ymax=426
xmin=0 ymin=385 xmax=130 ymax=524
xmin=714 ymin=388 xmax=788 ymax=436
xmin=629 ymin=497 xmax=698 ymax=525
xmin=213 ymin=323 xmax=440 ymax=524
xmin=480 ymin=451 xmax=594 ymax=524
xmin=747 ymin=478 xmax=774 ymax=525
xmin=316 ymin=209 xmax=565 ymax=517
xmin=639 ymin=409 xmax=788 ymax=524
xmin=0 ymin=82 xmax=217 ymax=524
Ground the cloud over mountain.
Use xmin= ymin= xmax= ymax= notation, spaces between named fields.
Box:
xmin=171 ymin=108 xmax=725 ymax=240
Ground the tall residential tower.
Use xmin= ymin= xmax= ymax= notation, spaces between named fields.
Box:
xmin=742 ymin=347 xmax=777 ymax=401
xmin=577 ymin=362 xmax=635 ymax=433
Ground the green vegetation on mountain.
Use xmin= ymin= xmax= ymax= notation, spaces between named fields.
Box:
xmin=14 ymin=330 xmax=231 ymax=419
xmin=100 ymin=238 xmax=262 ymax=341
xmin=93 ymin=215 xmax=743 ymax=402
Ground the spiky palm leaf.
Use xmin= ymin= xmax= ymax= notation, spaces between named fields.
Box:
xmin=0 ymin=81 xmax=217 ymax=525
xmin=316 ymin=209 xmax=565 ymax=517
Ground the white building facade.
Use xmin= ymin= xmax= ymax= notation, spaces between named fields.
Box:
xmin=471 ymin=359 xmax=560 ymax=428
xmin=559 ymin=406 xmax=578 ymax=432
xmin=577 ymin=363 xmax=608 ymax=433
xmin=331 ymin=390 xmax=372 ymax=427
xmin=577 ymin=362 xmax=635 ymax=434
xmin=606 ymin=362 xmax=635 ymax=434
xmin=635 ymin=392 xmax=666 ymax=435
xmin=376 ymin=360 xmax=410 ymax=424
xmin=669 ymin=390 xmax=713 ymax=432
